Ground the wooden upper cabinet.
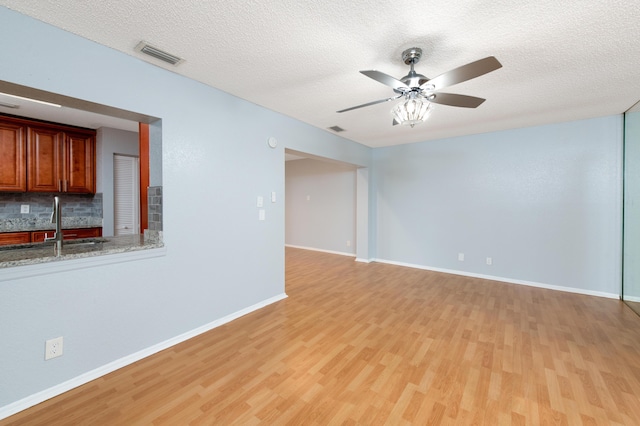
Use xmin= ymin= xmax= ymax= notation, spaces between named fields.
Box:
xmin=0 ymin=120 xmax=27 ymax=191
xmin=0 ymin=115 xmax=96 ymax=194
xmin=27 ymin=126 xmax=64 ymax=192
xmin=66 ymin=132 xmax=96 ymax=193
xmin=24 ymin=123 xmax=95 ymax=194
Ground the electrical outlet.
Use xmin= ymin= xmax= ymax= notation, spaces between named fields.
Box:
xmin=458 ymin=253 xmax=464 ymax=261
xmin=346 ymin=240 xmax=351 ymax=247
xmin=45 ymin=336 xmax=64 ymax=360
xmin=486 ymin=257 xmax=493 ymax=266
xmin=20 ymin=204 xmax=29 ymax=214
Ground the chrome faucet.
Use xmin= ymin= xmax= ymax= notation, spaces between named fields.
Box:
xmin=44 ymin=196 xmax=63 ymax=255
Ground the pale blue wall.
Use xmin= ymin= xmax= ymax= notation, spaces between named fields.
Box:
xmin=285 ymin=159 xmax=357 ymax=254
xmin=0 ymin=6 xmax=370 ymax=408
xmin=373 ymin=116 xmax=623 ymax=295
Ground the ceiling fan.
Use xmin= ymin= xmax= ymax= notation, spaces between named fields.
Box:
xmin=337 ymin=47 xmax=502 ymax=127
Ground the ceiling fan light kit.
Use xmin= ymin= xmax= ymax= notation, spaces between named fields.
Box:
xmin=338 ymin=47 xmax=502 ymax=128
xmin=391 ymin=96 xmax=432 ymax=128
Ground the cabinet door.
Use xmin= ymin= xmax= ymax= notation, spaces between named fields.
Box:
xmin=62 ymin=227 xmax=102 ymax=239
xmin=32 ymin=227 xmax=102 ymax=242
xmin=0 ymin=232 xmax=31 ymax=246
xmin=31 ymin=230 xmax=54 ymax=242
xmin=66 ymin=132 xmax=96 ymax=194
xmin=0 ymin=121 xmax=26 ymax=191
xmin=27 ymin=126 xmax=64 ymax=192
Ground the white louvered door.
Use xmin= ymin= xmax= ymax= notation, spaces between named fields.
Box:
xmin=114 ymin=154 xmax=140 ymax=236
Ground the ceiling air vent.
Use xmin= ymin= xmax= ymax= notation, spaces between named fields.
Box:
xmin=328 ymin=125 xmax=345 ymax=133
xmin=135 ymin=41 xmax=183 ymax=65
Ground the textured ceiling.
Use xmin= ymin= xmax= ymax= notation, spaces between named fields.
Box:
xmin=1 ymin=0 xmax=640 ymax=148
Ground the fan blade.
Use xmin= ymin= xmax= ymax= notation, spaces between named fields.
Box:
xmin=428 ymin=92 xmax=486 ymax=108
xmin=360 ymin=70 xmax=409 ymax=91
xmin=423 ymin=56 xmax=502 ymax=90
xmin=337 ymin=95 xmax=402 ymax=113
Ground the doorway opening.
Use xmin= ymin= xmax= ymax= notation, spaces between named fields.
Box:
xmin=283 ymin=147 xmax=371 ymax=289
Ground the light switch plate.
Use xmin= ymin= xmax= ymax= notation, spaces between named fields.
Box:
xmin=257 ymin=196 xmax=264 ymax=208
xmin=259 ymin=209 xmax=266 ymax=221
xmin=271 ymin=192 xmax=276 ymax=203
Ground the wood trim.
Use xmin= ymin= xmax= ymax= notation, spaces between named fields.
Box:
xmin=139 ymin=122 xmax=150 ymax=233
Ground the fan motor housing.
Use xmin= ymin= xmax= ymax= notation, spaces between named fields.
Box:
xmin=395 ymin=48 xmax=431 ymax=92
xmin=397 ymin=71 xmax=430 ymax=91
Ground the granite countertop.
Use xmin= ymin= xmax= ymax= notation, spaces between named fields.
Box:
xmin=0 ymin=234 xmax=164 ymax=268
xmin=0 ymin=217 xmax=103 ymax=233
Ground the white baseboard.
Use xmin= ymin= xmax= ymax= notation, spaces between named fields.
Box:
xmin=373 ymin=258 xmax=619 ymax=300
xmin=285 ymin=244 xmax=355 ymax=257
xmin=623 ymin=295 xmax=640 ymax=303
xmin=355 ymin=258 xmax=373 ymax=263
xmin=0 ymin=293 xmax=288 ymax=421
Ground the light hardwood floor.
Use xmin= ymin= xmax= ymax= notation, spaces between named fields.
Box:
xmin=4 ymin=247 xmax=640 ymax=425
xmin=624 ymin=300 xmax=640 ymax=318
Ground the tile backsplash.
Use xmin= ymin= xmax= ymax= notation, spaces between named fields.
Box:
xmin=148 ymin=186 xmax=162 ymax=231
xmin=0 ymin=193 xmax=103 ymax=219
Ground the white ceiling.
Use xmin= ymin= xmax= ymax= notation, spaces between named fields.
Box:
xmin=0 ymin=92 xmax=139 ymax=132
xmin=1 ymin=1 xmax=640 ymax=148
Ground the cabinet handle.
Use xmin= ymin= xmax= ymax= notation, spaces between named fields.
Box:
xmin=58 ymin=180 xmax=62 ymax=192
xmin=64 ymin=180 xmax=68 ymax=192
